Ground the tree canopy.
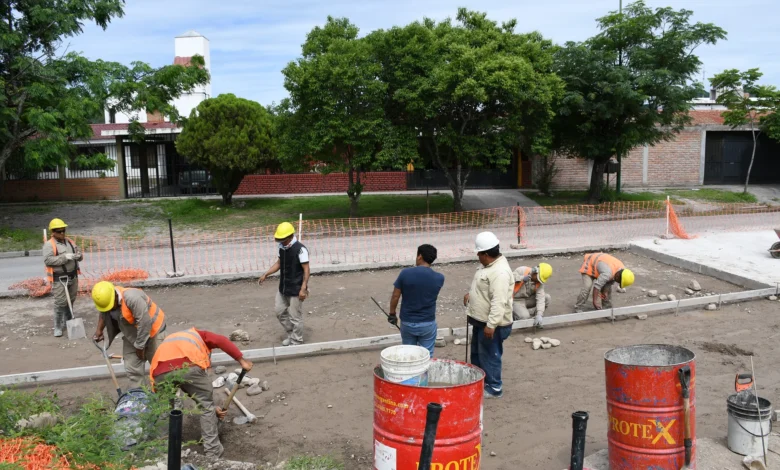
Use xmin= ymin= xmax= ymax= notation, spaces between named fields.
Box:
xmin=552 ymin=1 xmax=726 ymax=202
xmin=1 ymin=0 xmax=210 ymax=178
xmin=176 ymin=94 xmax=276 ymax=205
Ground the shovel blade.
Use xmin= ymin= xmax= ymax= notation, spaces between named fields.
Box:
xmin=66 ymin=318 xmax=86 ymax=340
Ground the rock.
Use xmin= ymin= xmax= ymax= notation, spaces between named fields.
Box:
xmin=688 ymin=280 xmax=701 ymax=291
xmin=706 ymin=303 xmax=717 ymax=311
xmin=532 ymin=339 xmax=542 ymax=350
xmin=542 ymin=343 xmax=552 ymax=349
xmin=490 ymin=451 xmax=497 ymax=457
xmin=636 ymin=314 xmax=648 ymax=320
xmin=214 ymin=366 xmax=227 ymax=375
xmin=641 ymin=288 xmax=647 ymax=292
xmin=246 ymin=384 xmax=264 ymax=396
xmin=227 ymin=372 xmax=238 ymax=383
xmin=16 ymin=412 xmax=57 ymax=430
xmin=242 ymin=377 xmax=261 ymax=388
xmin=435 ymin=338 xmax=446 ymax=348
xmin=685 ymin=288 xmax=695 ymax=295
xmin=667 ymin=294 xmax=676 ymax=301
xmin=453 ymin=338 xmax=462 ymax=345
xmin=327 ymin=405 xmax=333 ymax=409
xmin=654 ymin=239 xmax=662 ymax=245
xmin=261 ymin=381 xmax=270 ymax=391
xmin=617 ymin=287 xmax=627 ymax=293
xmin=524 ymin=337 xmax=533 ymax=343
xmin=156 ymin=463 xmax=167 ymax=470
xmin=212 ymin=376 xmax=226 ymax=388
xmin=549 ymin=339 xmax=561 ymax=347
xmin=648 ymin=290 xmax=658 ymax=297
xmin=659 ymin=294 xmax=668 ymax=301
xmin=229 ymin=329 xmax=250 ymax=342
xmin=769 ymin=295 xmax=778 ymax=301
xmin=540 ymin=337 xmax=551 ymax=343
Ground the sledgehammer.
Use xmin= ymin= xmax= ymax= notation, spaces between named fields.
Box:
xmin=221 ymin=387 xmax=257 ymax=424
xmin=220 ymin=369 xmax=246 ymax=420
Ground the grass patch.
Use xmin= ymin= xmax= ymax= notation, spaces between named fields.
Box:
xmin=133 ymin=194 xmax=454 ymax=231
xmin=527 ymin=190 xmax=675 ymax=206
xmin=0 ymin=226 xmax=43 ymax=252
xmin=666 ymin=188 xmax=758 ymax=203
xmin=286 ymin=455 xmax=343 ymax=470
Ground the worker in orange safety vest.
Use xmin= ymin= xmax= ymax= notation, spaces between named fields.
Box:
xmin=574 ymin=253 xmax=635 ymax=312
xmin=43 ymin=218 xmax=83 ymax=337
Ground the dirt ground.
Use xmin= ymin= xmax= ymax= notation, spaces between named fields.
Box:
xmin=2 ymin=251 xmax=779 ymax=469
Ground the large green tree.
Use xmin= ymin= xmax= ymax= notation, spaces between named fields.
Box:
xmin=370 ymin=9 xmax=562 ymax=211
xmin=710 ymin=68 xmax=780 ymax=193
xmin=1 ymin=0 xmax=210 ymax=179
xmin=552 ymin=1 xmax=726 ymax=203
xmin=176 ymin=94 xmax=276 ymax=205
xmin=278 ymin=17 xmax=413 ymax=217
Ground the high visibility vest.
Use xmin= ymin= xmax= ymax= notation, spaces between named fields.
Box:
xmin=513 ymin=266 xmax=540 ymax=295
xmin=44 ymin=238 xmax=81 ymax=283
xmin=579 ymin=253 xmax=624 ymax=280
xmin=116 ymin=287 xmax=166 ymax=339
xmin=149 ymin=328 xmax=211 ymax=388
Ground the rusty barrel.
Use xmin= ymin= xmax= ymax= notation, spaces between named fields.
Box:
xmin=605 ymin=344 xmax=696 ymax=470
xmin=374 ymin=358 xmax=484 ymax=470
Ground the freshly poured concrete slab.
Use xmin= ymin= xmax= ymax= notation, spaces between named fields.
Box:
xmin=631 ymin=230 xmax=780 ymax=289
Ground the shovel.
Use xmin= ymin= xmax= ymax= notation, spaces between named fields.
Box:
xmin=93 ymin=338 xmax=122 ymax=399
xmin=60 ymin=277 xmax=85 ymax=340
xmin=679 ymin=366 xmax=692 ymax=470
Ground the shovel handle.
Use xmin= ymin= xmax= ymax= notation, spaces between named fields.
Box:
xmin=679 ymin=366 xmax=692 ymax=467
xmin=93 ymin=339 xmax=122 ymax=399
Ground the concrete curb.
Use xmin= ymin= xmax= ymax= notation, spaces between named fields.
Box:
xmin=0 ymin=249 xmax=41 ymax=259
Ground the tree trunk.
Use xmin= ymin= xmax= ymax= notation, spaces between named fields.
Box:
xmin=347 ymin=162 xmax=362 ymax=218
xmin=222 ymin=192 xmax=233 ymax=205
xmin=587 ymin=161 xmax=606 ymax=204
xmin=744 ymin=127 xmax=757 ymax=194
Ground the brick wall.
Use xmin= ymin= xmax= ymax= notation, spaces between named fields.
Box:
xmin=235 ymin=171 xmax=408 ymax=195
xmin=0 ymin=177 xmax=120 ymax=202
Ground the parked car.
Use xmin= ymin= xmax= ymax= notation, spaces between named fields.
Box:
xmin=178 ymin=170 xmax=214 ymax=194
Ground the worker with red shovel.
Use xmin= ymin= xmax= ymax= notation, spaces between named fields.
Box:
xmin=150 ymin=328 xmax=253 ymax=459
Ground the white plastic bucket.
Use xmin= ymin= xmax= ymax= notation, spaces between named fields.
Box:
xmin=726 ymin=392 xmax=773 ymax=456
xmin=380 ymin=345 xmax=431 ymax=386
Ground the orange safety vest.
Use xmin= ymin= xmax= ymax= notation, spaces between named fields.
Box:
xmin=149 ymin=328 xmax=211 ymax=388
xmin=44 ymin=238 xmax=81 ymax=283
xmin=579 ymin=253 xmax=624 ymax=280
xmin=513 ymin=266 xmax=541 ymax=295
xmin=116 ymin=286 xmax=166 ymax=339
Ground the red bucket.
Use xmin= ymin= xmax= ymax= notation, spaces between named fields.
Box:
xmin=605 ymin=344 xmax=696 ymax=470
xmin=373 ymin=358 xmax=484 ymax=470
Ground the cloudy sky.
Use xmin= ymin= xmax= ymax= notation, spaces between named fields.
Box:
xmin=66 ymin=0 xmax=778 ymax=106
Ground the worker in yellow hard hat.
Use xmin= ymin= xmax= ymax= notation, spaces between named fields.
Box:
xmin=257 ymin=222 xmax=311 ymax=346
xmin=575 ymin=253 xmax=635 ymax=312
xmin=91 ymin=281 xmax=169 ymax=389
xmin=512 ymin=263 xmax=553 ymax=328
xmin=43 ymin=218 xmax=83 ymax=337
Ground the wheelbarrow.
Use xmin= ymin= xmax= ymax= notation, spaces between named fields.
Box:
xmin=770 ymin=229 xmax=780 ymax=259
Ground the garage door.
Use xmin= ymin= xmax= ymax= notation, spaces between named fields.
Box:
xmin=704 ymin=131 xmax=780 ymax=185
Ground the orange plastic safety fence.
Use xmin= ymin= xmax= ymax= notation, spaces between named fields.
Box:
xmin=666 ymin=199 xmax=696 ymax=240
xmin=0 ymin=437 xmax=103 ymax=469
xmin=8 ymin=269 xmax=150 ymax=297
xmin=8 ymin=278 xmax=51 ymax=297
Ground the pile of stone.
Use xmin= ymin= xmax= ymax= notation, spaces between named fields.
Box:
xmin=211 ymin=367 xmax=269 ymax=397
xmin=524 ymin=336 xmax=561 ymax=350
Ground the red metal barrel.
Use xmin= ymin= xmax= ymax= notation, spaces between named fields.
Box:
xmin=605 ymin=344 xmax=696 ymax=470
xmin=374 ymin=358 xmax=484 ymax=470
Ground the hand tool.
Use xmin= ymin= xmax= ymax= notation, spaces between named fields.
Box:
xmin=370 ymin=297 xmax=400 ymax=331
xmin=220 ymin=369 xmax=246 ymax=419
xmin=678 ymin=365 xmax=692 ymax=470
xmin=93 ymin=338 xmax=122 ymax=399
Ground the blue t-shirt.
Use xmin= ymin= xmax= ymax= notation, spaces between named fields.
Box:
xmin=393 ymin=266 xmax=445 ymax=323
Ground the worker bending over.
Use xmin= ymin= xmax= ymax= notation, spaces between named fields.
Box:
xmin=574 ymin=253 xmax=634 ymax=312
xmin=91 ymin=281 xmax=168 ymax=388
xmin=43 ymin=218 xmax=83 ymax=337
xmin=512 ymin=263 xmax=552 ymax=327
xmin=150 ymin=328 xmax=252 ymax=459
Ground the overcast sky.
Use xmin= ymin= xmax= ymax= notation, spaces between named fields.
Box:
xmin=66 ymin=0 xmax=778 ymax=106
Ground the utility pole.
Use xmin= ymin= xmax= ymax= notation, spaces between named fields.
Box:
xmin=616 ymin=0 xmax=624 ymax=194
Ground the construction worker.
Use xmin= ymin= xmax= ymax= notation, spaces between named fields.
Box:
xmin=43 ymin=218 xmax=83 ymax=337
xmin=512 ymin=263 xmax=553 ymax=327
xmin=388 ymin=244 xmax=446 ymax=357
xmin=150 ymin=328 xmax=253 ymax=459
xmin=258 ymin=222 xmax=310 ymax=346
xmin=574 ymin=253 xmax=635 ymax=312
xmin=91 ymin=281 xmax=168 ymax=388
xmin=463 ymin=231 xmax=514 ymax=399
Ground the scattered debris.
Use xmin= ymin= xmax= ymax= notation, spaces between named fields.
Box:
xmin=685 ymin=288 xmax=695 ymax=295
xmin=636 ymin=314 xmax=648 ymax=320
xmin=659 ymin=294 xmax=668 ymax=301
xmin=688 ymin=280 xmax=702 ymax=291
xmin=212 ymin=376 xmax=226 ymax=388
xmin=453 ymin=338 xmax=462 ymax=345
xmin=490 ymin=451 xmax=497 ymax=457
xmin=261 ymin=381 xmax=270 ymax=391
xmin=524 ymin=337 xmax=533 ymax=343
xmin=668 ymin=294 xmax=676 ymax=301
xmin=706 ymin=303 xmax=717 ymax=311
xmin=549 ymin=339 xmax=561 ymax=347
xmin=532 ymin=339 xmax=542 ymax=350
xmin=229 ymin=329 xmax=250 ymax=342
xmin=214 ymin=365 xmax=227 ymax=375
xmin=641 ymin=288 xmax=647 ymax=292
xmin=769 ymin=295 xmax=778 ymax=301
xmin=327 ymin=405 xmax=333 ymax=409
xmin=647 ymin=290 xmax=658 ymax=297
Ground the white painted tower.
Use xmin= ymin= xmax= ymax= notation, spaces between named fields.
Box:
xmin=172 ymin=30 xmax=211 ymax=119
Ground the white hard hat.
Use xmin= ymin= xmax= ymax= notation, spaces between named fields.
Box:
xmin=474 ymin=231 xmax=500 ymax=253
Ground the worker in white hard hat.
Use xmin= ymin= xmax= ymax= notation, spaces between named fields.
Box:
xmin=258 ymin=222 xmax=311 ymax=345
xmin=43 ymin=218 xmax=83 ymax=337
xmin=512 ymin=263 xmax=553 ymax=328
xmin=463 ymin=231 xmax=514 ymax=399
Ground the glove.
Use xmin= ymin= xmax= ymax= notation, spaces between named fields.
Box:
xmin=387 ymin=314 xmax=398 ymax=327
xmin=64 ymin=253 xmax=75 ymax=261
xmin=534 ymin=314 xmax=544 ymax=328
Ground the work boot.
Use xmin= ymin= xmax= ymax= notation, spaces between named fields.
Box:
xmin=483 ymin=387 xmax=503 ymax=399
xmin=54 ymin=328 xmax=63 ymax=338
xmin=281 ymin=338 xmax=292 ymax=346
xmin=53 ymin=308 xmax=66 ymax=337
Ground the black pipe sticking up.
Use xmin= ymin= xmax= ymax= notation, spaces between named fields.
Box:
xmin=418 ymin=403 xmax=443 ymax=470
xmin=168 ymin=409 xmax=183 ymax=470
xmin=570 ymin=411 xmax=589 ymax=470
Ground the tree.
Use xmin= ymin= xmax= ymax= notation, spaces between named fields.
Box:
xmin=176 ymin=94 xmax=276 ymax=205
xmin=552 ymin=1 xmax=726 ymax=203
xmin=1 ymin=0 xmax=210 ymax=179
xmin=370 ymin=9 xmax=562 ymax=211
xmin=278 ymin=17 xmax=413 ymax=217
xmin=710 ymin=68 xmax=780 ymax=193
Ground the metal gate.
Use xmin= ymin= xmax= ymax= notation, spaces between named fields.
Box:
xmin=406 ymin=168 xmax=517 ymax=190
xmin=704 ymin=131 xmax=780 ymax=185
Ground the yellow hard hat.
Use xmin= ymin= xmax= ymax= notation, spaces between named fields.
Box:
xmin=49 ymin=218 xmax=68 ymax=231
xmin=92 ymin=281 xmax=117 ymax=312
xmin=274 ymin=222 xmax=295 ymax=240
xmin=537 ymin=263 xmax=553 ymax=283
xmin=619 ymin=269 xmax=635 ymax=289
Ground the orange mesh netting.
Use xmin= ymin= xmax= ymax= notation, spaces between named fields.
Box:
xmin=8 ymin=269 xmax=150 ymax=297
xmin=0 ymin=437 xmax=100 ymax=469
xmin=666 ymin=199 xmax=696 ymax=240
xmin=7 ymin=278 xmax=51 ymax=297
